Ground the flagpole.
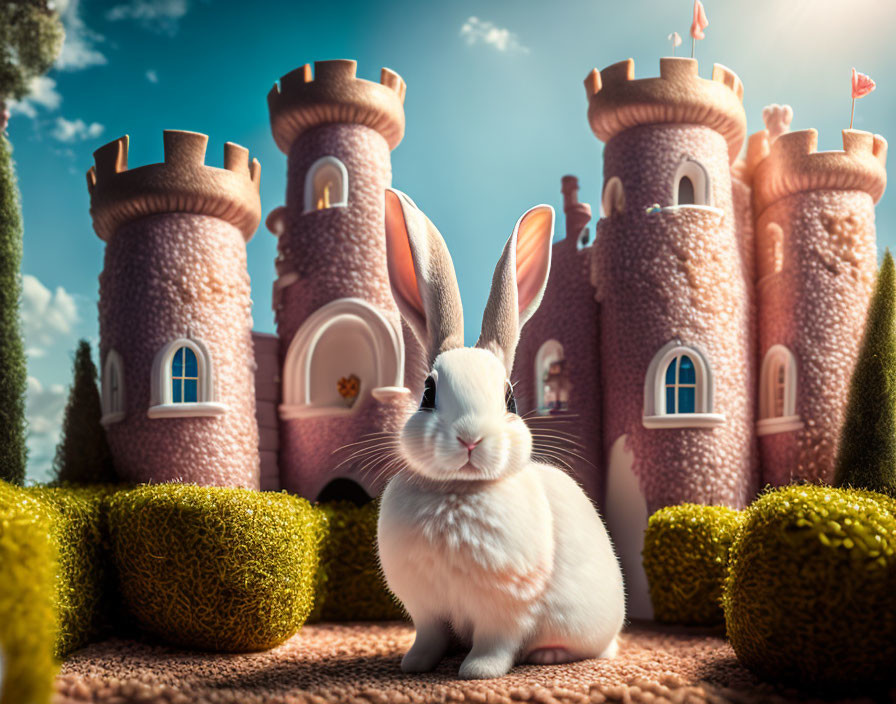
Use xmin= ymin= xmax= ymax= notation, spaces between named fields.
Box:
xmin=691 ymin=37 xmax=695 ymax=58
xmin=850 ymin=97 xmax=856 ymax=130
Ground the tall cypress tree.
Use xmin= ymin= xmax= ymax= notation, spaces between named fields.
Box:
xmin=52 ymin=341 xmax=117 ymax=485
xmin=0 ymin=1 xmax=64 ymax=485
xmin=835 ymin=250 xmax=896 ymax=496
xmin=0 ymin=133 xmax=27 ymax=484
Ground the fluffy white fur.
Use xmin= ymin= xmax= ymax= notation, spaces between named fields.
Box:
xmin=378 ymin=189 xmax=625 ymax=680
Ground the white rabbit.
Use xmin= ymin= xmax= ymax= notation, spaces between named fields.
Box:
xmin=377 ymin=188 xmax=625 ymax=680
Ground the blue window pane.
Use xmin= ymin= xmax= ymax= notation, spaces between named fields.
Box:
xmin=184 ymin=347 xmax=198 ymax=377
xmin=172 ymin=379 xmax=182 ymax=403
xmin=665 ymin=385 xmax=675 ymax=413
xmin=679 ymin=355 xmax=696 ymax=384
xmin=665 ymin=359 xmax=677 ymax=385
xmin=679 ymin=386 xmax=696 ymax=413
xmin=184 ymin=378 xmax=198 ymax=403
xmin=172 ymin=348 xmax=183 ymax=376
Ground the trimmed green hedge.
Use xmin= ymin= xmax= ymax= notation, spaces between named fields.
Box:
xmin=311 ymin=501 xmax=404 ymax=622
xmin=25 ymin=485 xmax=120 ymax=657
xmin=723 ymin=485 xmax=896 ymax=687
xmin=643 ymin=503 xmax=744 ymax=625
xmin=108 ymin=484 xmax=325 ymax=651
xmin=0 ymin=482 xmax=58 ymax=704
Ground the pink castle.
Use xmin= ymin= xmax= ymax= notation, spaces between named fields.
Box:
xmin=514 ymin=58 xmax=887 ymax=616
xmin=86 ymin=57 xmax=887 ymax=615
xmin=88 ymin=61 xmax=423 ymax=502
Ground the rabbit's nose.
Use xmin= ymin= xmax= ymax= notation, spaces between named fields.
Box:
xmin=457 ymin=436 xmax=482 ymax=452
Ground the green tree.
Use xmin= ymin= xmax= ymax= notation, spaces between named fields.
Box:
xmin=0 ymin=2 xmax=64 ymax=104
xmin=835 ymin=250 xmax=896 ymax=496
xmin=52 ymin=341 xmax=117 ymax=485
xmin=0 ymin=1 xmax=64 ymax=484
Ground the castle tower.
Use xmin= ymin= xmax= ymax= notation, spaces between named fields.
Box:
xmin=512 ymin=175 xmax=602 ymax=502
xmin=586 ymin=58 xmax=757 ymax=618
xmin=266 ymin=60 xmax=423 ymax=501
xmin=748 ymin=125 xmax=887 ymax=486
xmin=87 ymin=130 xmax=262 ymax=488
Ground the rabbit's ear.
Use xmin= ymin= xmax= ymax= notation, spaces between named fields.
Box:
xmin=477 ymin=204 xmax=555 ymax=371
xmin=384 ymin=188 xmax=464 ymax=365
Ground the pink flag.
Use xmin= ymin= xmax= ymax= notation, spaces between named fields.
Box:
xmin=852 ymin=68 xmax=876 ymax=99
xmin=691 ymin=0 xmax=709 ymax=40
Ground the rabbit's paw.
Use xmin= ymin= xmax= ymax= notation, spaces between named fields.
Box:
xmin=599 ymin=638 xmax=619 ymax=659
xmin=458 ymin=650 xmax=515 ymax=679
xmin=401 ymin=622 xmax=449 ymax=673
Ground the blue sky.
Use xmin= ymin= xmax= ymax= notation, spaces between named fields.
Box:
xmin=9 ymin=0 xmax=895 ymax=482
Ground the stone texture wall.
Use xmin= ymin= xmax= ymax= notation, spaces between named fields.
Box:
xmin=594 ymin=124 xmax=758 ymax=513
xmin=756 ymin=190 xmax=877 ymax=486
xmin=99 ymin=213 xmax=259 ymax=488
xmin=276 ymin=123 xmax=424 ymax=500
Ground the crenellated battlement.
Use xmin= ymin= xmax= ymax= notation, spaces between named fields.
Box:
xmin=267 ymin=59 xmax=406 ymax=154
xmin=584 ymin=57 xmax=746 ymax=162
xmin=749 ymin=128 xmax=887 ymax=215
xmin=87 ymin=130 xmax=261 ymax=242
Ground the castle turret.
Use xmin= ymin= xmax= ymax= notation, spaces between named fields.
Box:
xmin=513 ymin=176 xmax=601 ymax=501
xmin=587 ymin=57 xmax=757 ymax=513
xmin=266 ymin=60 xmax=423 ymax=501
xmin=88 ymin=130 xmax=262 ymax=488
xmin=748 ymin=124 xmax=887 ymax=486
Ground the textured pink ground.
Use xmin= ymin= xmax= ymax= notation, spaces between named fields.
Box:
xmin=54 ymin=621 xmax=884 ymax=704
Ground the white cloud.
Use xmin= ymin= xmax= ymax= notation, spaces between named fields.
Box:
xmin=51 ymin=117 xmax=105 ymax=143
xmin=25 ymin=376 xmax=68 ymax=482
xmin=145 ymin=69 xmax=159 ymax=83
xmin=21 ymin=275 xmax=79 ymax=355
xmin=8 ymin=76 xmax=62 ymax=118
xmin=460 ymin=17 xmax=529 ymax=54
xmin=55 ymin=0 xmax=107 ymax=71
xmin=106 ymin=0 xmax=189 ymax=35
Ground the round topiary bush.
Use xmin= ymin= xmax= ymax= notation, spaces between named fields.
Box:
xmin=642 ymin=503 xmax=744 ymax=625
xmin=311 ymin=500 xmax=404 ymax=622
xmin=108 ymin=484 xmax=325 ymax=651
xmin=0 ymin=481 xmax=58 ymax=704
xmin=723 ymin=485 xmax=896 ymax=688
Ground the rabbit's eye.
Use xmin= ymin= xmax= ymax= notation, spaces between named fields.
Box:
xmin=420 ymin=375 xmax=436 ymax=411
xmin=505 ymin=381 xmax=517 ymax=415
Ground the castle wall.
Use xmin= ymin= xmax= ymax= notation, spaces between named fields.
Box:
xmin=756 ymin=190 xmax=877 ymax=485
xmin=276 ymin=123 xmax=423 ymax=499
xmin=594 ymin=124 xmax=758 ymax=513
xmin=252 ymin=331 xmax=280 ymax=491
xmin=513 ymin=236 xmax=602 ymax=504
xmin=99 ymin=213 xmax=259 ymax=488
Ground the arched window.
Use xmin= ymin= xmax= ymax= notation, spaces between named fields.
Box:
xmin=281 ymin=298 xmax=407 ymax=419
xmin=757 ymin=345 xmax=802 ymax=436
xmin=101 ymin=350 xmax=126 ymax=425
xmin=601 ymin=176 xmax=625 ymax=217
xmin=664 ymin=354 xmax=697 ymax=413
xmin=171 ymin=346 xmax=199 ymax=403
xmin=643 ymin=341 xmax=724 ymax=429
xmin=303 ymin=156 xmax=348 ymax=213
xmin=148 ymin=338 xmax=226 ymax=419
xmin=672 ymin=159 xmax=710 ymax=207
xmin=535 ymin=339 xmax=569 ymax=414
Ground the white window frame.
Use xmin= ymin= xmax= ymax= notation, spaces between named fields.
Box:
xmin=148 ymin=338 xmax=227 ymax=419
xmin=671 ymin=159 xmax=711 ymax=207
xmin=303 ymin=156 xmax=349 ymax=214
xmin=534 ymin=339 xmax=565 ymax=414
xmin=757 ymin=344 xmax=803 ymax=436
xmin=101 ymin=349 xmax=126 ymax=426
xmin=643 ymin=341 xmax=724 ymax=429
xmin=601 ymin=176 xmax=625 ymax=217
xmin=280 ymin=298 xmax=408 ymax=420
